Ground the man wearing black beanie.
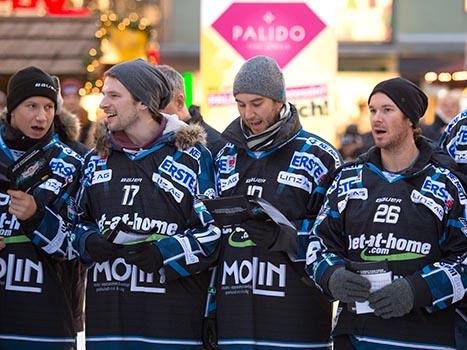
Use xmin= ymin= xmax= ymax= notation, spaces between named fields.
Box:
xmin=0 ymin=66 xmax=84 ymax=350
xmin=306 ymin=77 xmax=467 ymax=349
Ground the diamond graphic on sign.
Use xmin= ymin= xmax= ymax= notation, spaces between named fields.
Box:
xmin=212 ymin=2 xmax=326 ymax=68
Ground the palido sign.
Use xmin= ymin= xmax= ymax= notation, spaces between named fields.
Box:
xmin=212 ymin=2 xmax=325 ymax=68
xmin=200 ymin=1 xmax=338 ymax=143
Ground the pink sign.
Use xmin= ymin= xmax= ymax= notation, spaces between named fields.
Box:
xmin=212 ymin=2 xmax=326 ymax=68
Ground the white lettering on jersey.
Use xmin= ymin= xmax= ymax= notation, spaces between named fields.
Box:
xmin=220 ymin=173 xmax=239 ymax=191
xmin=92 ymin=169 xmax=112 ymax=184
xmin=411 ymin=189 xmax=444 ymax=221
xmin=39 ymin=178 xmax=63 ymax=195
xmin=152 ymin=173 xmax=184 ymax=203
xmin=277 ymin=171 xmax=313 ymax=193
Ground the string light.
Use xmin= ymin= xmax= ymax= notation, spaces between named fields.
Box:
xmin=83 ymin=10 xmax=157 ymax=98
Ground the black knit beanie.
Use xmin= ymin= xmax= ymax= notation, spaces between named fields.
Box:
xmin=6 ymin=66 xmax=58 ymax=121
xmin=368 ymin=77 xmax=428 ymax=127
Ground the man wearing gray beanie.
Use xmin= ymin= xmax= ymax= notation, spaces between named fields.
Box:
xmin=71 ymin=58 xmax=221 ymax=349
xmin=306 ymin=77 xmax=467 ymax=349
xmin=202 ymin=55 xmax=342 ymax=350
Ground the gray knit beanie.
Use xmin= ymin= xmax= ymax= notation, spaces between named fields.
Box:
xmin=233 ymin=56 xmax=286 ymax=103
xmin=105 ymin=59 xmax=172 ymax=114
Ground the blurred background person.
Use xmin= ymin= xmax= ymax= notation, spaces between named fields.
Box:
xmin=422 ymin=89 xmax=462 ymax=142
xmin=158 ymin=64 xmax=222 ymax=152
xmin=338 ymin=124 xmax=364 ymax=161
xmin=0 ymin=90 xmax=6 ymax=111
xmin=61 ymin=79 xmax=95 ymax=147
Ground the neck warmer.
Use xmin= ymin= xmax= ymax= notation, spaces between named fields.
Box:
xmin=2 ymin=121 xmax=54 ymax=152
xmin=240 ymin=102 xmax=290 ymax=151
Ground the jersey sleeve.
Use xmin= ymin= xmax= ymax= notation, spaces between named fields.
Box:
xmin=439 ymin=110 xmax=467 ymax=172
xmin=305 ymin=170 xmax=348 ymax=297
xmin=155 ymin=146 xmax=221 ymax=281
xmin=288 ymin=138 xmax=343 ymax=262
xmin=20 ymin=145 xmax=83 ymax=259
xmin=406 ymin=172 xmax=467 ymax=310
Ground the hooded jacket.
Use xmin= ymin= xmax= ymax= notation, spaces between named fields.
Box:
xmin=0 ymin=109 xmax=84 ymax=349
xmin=72 ymin=114 xmax=221 ymax=349
xmin=307 ymin=137 xmax=467 ymax=349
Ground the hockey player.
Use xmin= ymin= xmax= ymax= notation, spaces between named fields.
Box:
xmin=0 ymin=66 xmax=84 ymax=349
xmin=72 ymin=59 xmax=221 ymax=349
xmin=307 ymin=77 xmax=467 ymax=349
xmin=439 ymin=109 xmax=467 ymax=348
xmin=204 ymin=56 xmax=341 ymax=350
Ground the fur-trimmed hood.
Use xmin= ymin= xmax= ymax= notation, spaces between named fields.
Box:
xmin=0 ymin=107 xmax=81 ymax=144
xmin=94 ymin=113 xmax=207 ymax=158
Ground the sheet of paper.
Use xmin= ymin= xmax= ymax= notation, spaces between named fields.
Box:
xmin=255 ymin=197 xmax=296 ymax=229
xmin=355 ymin=271 xmax=392 ymax=314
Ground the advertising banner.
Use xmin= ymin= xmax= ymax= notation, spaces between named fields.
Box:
xmin=200 ymin=0 xmax=338 ymax=143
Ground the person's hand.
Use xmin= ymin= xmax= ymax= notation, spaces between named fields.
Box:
xmin=328 ymin=267 xmax=371 ymax=303
xmin=0 ymin=236 xmax=5 ymax=251
xmin=85 ymin=233 xmax=122 ymax=263
xmin=242 ymin=219 xmax=280 ymax=249
xmin=202 ymin=316 xmax=218 ymax=350
xmin=122 ymin=243 xmax=163 ymax=273
xmin=368 ymin=278 xmax=414 ymax=319
xmin=7 ymin=189 xmax=37 ymax=220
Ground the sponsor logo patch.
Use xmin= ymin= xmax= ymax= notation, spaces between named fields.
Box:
xmin=92 ymin=169 xmax=112 ymax=184
xmin=220 ymin=173 xmax=239 ymax=191
xmin=152 ymin=173 xmax=184 ymax=203
xmin=218 ymin=154 xmax=237 ymax=174
xmin=411 ymin=189 xmax=444 ymax=221
xmin=49 ymin=158 xmax=76 ymax=178
xmin=289 ymin=151 xmax=328 ymax=183
xmin=159 ymin=156 xmax=197 ymax=194
xmin=277 ymin=171 xmax=312 ymax=193
xmin=39 ymin=178 xmax=63 ymax=194
xmin=421 ymin=177 xmax=451 ymax=202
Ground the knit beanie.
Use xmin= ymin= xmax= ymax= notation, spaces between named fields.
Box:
xmin=106 ymin=59 xmax=172 ymax=114
xmin=368 ymin=77 xmax=428 ymax=127
xmin=233 ymin=56 xmax=286 ymax=103
xmin=7 ymin=66 xmax=58 ymax=118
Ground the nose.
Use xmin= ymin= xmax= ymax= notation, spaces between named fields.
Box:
xmin=35 ymin=106 xmax=48 ymax=121
xmin=244 ymin=104 xmax=255 ymax=119
xmin=371 ymin=109 xmax=383 ymax=123
xmin=99 ymin=95 xmax=108 ymax=109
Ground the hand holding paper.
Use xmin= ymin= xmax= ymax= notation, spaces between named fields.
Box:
xmin=368 ymin=278 xmax=414 ymax=319
xmin=242 ymin=219 xmax=280 ymax=249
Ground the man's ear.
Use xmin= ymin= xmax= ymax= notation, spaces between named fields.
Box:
xmin=136 ymin=101 xmax=149 ymax=112
xmin=175 ymin=93 xmax=186 ymax=112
